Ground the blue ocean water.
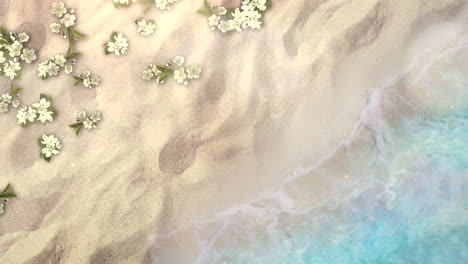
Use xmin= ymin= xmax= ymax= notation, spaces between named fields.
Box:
xmin=202 ymin=110 xmax=468 ymax=264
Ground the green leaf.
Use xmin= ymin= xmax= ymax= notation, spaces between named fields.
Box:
xmin=73 ymin=76 xmax=84 ymax=86
xmin=66 ymin=51 xmax=82 ymax=60
xmin=0 ymin=193 xmax=16 ymax=198
xmin=40 ymin=153 xmax=51 ymax=162
xmin=155 ymin=65 xmax=173 ymax=74
xmin=69 ymin=123 xmax=83 ymax=128
xmin=1 ymin=183 xmax=16 ymax=198
xmin=10 ymin=83 xmax=22 ymax=95
xmin=204 ymin=0 xmax=211 ymax=11
xmin=0 ymin=183 xmax=16 ymax=198
xmin=70 ymin=27 xmax=86 ymax=40
xmin=0 ymin=26 xmax=13 ymax=43
xmin=157 ymin=73 xmax=171 ymax=83
xmin=49 ymin=107 xmax=58 ymax=117
xmin=38 ymin=137 xmax=44 ymax=147
xmin=104 ymin=46 xmax=111 ymax=55
xmin=75 ymin=126 xmax=83 ymax=136
xmin=40 ymin=93 xmax=52 ymax=102
xmin=143 ymin=4 xmax=153 ymax=14
xmin=2 ymin=183 xmax=11 ymax=194
xmin=197 ymin=0 xmax=214 ymax=15
xmin=197 ymin=9 xmax=211 ymax=15
xmin=41 ymin=75 xmax=49 ymax=80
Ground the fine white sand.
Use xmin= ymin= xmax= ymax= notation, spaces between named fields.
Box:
xmin=1 ymin=0 xmax=467 ymax=263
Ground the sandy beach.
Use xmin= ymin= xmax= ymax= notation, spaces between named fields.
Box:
xmin=1 ymin=0 xmax=467 ymax=263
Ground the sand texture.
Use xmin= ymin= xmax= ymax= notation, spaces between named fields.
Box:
xmin=0 ymin=0 xmax=467 ymax=263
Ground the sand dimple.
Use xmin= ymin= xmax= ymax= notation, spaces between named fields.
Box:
xmin=159 ymin=136 xmax=200 ymax=175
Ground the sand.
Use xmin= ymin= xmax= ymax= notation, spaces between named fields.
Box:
xmin=0 ymin=0 xmax=467 ymax=263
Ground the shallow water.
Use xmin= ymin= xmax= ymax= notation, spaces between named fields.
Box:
xmin=201 ymin=110 xmax=468 ymax=264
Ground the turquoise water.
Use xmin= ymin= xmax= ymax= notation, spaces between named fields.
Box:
xmin=202 ymin=110 xmax=468 ymax=264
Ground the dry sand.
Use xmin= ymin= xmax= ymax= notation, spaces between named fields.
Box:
xmin=0 ymin=0 xmax=467 ymax=263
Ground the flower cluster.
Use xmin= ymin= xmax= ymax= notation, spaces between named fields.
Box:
xmin=136 ymin=19 xmax=156 ymax=37
xmin=198 ymin=0 xmax=271 ymax=33
xmin=104 ymin=32 xmax=129 ymax=56
xmin=0 ymin=26 xmax=37 ymax=80
xmin=49 ymin=2 xmax=85 ymax=46
xmin=38 ymin=135 xmax=62 ymax=162
xmin=113 ymin=0 xmax=179 ymax=12
xmin=50 ymin=2 xmax=75 ymax=36
xmin=142 ymin=56 xmax=202 ymax=85
xmin=73 ymin=70 xmax=101 ymax=88
xmin=69 ymin=110 xmax=102 ymax=135
xmin=16 ymin=94 xmax=57 ymax=127
xmin=43 ymin=2 xmax=84 ymax=81
xmin=0 ymin=84 xmax=22 ymax=114
xmin=0 ymin=183 xmax=16 ymax=215
xmin=37 ymin=54 xmax=77 ymax=80
xmin=113 ymin=0 xmax=137 ymax=8
xmin=154 ymin=0 xmax=179 ymax=10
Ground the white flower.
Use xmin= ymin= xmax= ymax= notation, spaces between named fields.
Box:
xmin=16 ymin=107 xmax=27 ymax=124
xmin=37 ymin=108 xmax=54 ymax=123
xmin=217 ymin=6 xmax=227 ymax=15
xmin=0 ymin=51 xmax=5 ymax=64
xmin=54 ymin=55 xmax=66 ymax=67
xmin=142 ymin=69 xmax=154 ymax=81
xmin=246 ymin=18 xmax=262 ymax=30
xmin=2 ymin=94 xmax=12 ymax=103
xmin=107 ymin=33 xmax=128 ymax=56
xmin=42 ymin=134 xmax=60 ymax=147
xmin=64 ymin=64 xmax=73 ymax=74
xmin=155 ymin=0 xmax=169 ymax=10
xmin=18 ymin=32 xmax=29 ymax=43
xmin=17 ymin=107 xmax=36 ymax=124
xmin=186 ymin=65 xmax=202 ymax=79
xmin=90 ymin=76 xmax=100 ymax=86
xmin=243 ymin=0 xmax=267 ymax=11
xmin=38 ymin=61 xmax=49 ymax=77
xmin=83 ymin=78 xmax=91 ymax=87
xmin=25 ymin=107 xmax=37 ymax=122
xmin=218 ymin=20 xmax=234 ymax=33
xmin=32 ymin=98 xmax=51 ymax=111
xmin=113 ymin=0 xmax=135 ymax=4
xmin=0 ymin=102 xmax=8 ymax=113
xmin=12 ymin=99 xmax=20 ymax=108
xmin=208 ymin=15 xmax=221 ymax=27
xmin=42 ymin=145 xmax=59 ymax=158
xmin=3 ymin=59 xmax=21 ymax=80
xmin=137 ymin=19 xmax=156 ymax=37
xmin=81 ymin=70 xmax=91 ymax=78
xmin=90 ymin=112 xmax=101 ymax=123
xmin=50 ymin=23 xmax=61 ymax=33
xmin=7 ymin=41 xmax=23 ymax=57
xmin=60 ymin=13 xmax=76 ymax=27
xmin=20 ymin=48 xmax=37 ymax=63
xmin=114 ymin=33 xmax=127 ymax=45
xmin=173 ymin=68 xmax=187 ymax=84
xmin=52 ymin=2 xmax=67 ymax=18
xmin=173 ymin=56 xmax=185 ymax=66
xmin=41 ymin=135 xmax=62 ymax=159
xmin=83 ymin=118 xmax=93 ymax=129
xmin=47 ymin=62 xmax=60 ymax=76
xmin=78 ymin=110 xmax=87 ymax=119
